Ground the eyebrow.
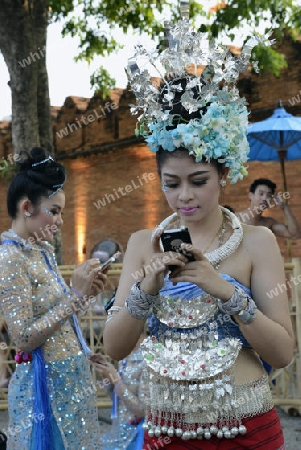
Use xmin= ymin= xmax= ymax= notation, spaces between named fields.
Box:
xmin=50 ymin=204 xmax=62 ymax=209
xmin=163 ymin=171 xmax=210 ymax=178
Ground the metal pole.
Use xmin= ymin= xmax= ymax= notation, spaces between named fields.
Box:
xmin=278 ymin=137 xmax=291 ymax=257
xmin=278 ymin=149 xmax=288 ymax=194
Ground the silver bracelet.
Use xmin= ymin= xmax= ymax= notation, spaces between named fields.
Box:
xmin=125 ymin=281 xmax=160 ymax=320
xmin=237 ymin=297 xmax=257 ymax=324
xmin=106 ymin=306 xmax=123 ymax=323
xmin=107 ymin=306 xmax=123 ymax=316
xmin=218 ymin=286 xmax=257 ymax=323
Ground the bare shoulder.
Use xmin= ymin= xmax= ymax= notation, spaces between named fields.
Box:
xmin=242 ymin=222 xmax=275 ymax=240
xmin=128 ymin=229 xmax=153 ymax=250
xmin=124 ymin=228 xmax=154 ymax=265
xmin=242 ymin=223 xmax=279 ymax=254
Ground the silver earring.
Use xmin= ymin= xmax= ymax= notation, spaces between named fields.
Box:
xmin=24 ymin=212 xmax=32 ymax=217
xmin=220 ymin=179 xmax=226 ymax=187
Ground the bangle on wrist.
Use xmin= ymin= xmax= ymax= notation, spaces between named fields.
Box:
xmin=107 ymin=306 xmax=123 ymax=316
xmin=106 ymin=306 xmax=123 ymax=323
xmin=218 ymin=285 xmax=257 ymax=324
xmin=236 ymin=297 xmax=257 ymax=324
xmin=125 ymin=281 xmax=160 ymax=320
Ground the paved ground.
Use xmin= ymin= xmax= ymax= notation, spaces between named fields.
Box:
xmin=0 ymin=406 xmax=300 ymax=449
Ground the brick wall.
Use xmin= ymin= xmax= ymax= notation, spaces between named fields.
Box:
xmin=1 ymin=36 xmax=301 ymax=263
xmin=61 ymin=145 xmax=170 ymax=264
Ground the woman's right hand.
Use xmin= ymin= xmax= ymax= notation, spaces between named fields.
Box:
xmin=140 ymin=228 xmax=187 ymax=295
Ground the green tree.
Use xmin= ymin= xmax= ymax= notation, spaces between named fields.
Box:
xmin=0 ymin=0 xmax=300 ymax=154
xmin=206 ymin=0 xmax=301 ymax=76
xmin=0 ymin=0 xmax=300 ymax=264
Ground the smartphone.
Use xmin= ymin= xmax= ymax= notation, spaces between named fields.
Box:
xmin=161 ymin=228 xmax=195 ymax=271
xmin=99 ymin=251 xmax=121 ymax=272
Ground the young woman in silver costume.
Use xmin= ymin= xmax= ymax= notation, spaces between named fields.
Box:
xmin=103 ymin=17 xmax=294 ymax=450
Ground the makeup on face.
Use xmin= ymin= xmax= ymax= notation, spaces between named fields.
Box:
xmin=42 ymin=206 xmax=53 ymax=217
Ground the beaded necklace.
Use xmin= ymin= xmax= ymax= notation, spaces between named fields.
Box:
xmin=153 ymin=206 xmax=243 ymax=270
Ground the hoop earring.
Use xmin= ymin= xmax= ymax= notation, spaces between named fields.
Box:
xmin=220 ymin=179 xmax=226 ymax=187
xmin=24 ymin=212 xmax=32 ymax=217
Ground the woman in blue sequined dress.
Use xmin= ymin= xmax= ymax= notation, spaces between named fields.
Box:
xmin=0 ymin=147 xmax=106 ymax=450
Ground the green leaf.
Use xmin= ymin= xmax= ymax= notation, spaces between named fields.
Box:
xmin=90 ymin=67 xmax=116 ymax=99
xmin=48 ymin=0 xmax=301 ymax=80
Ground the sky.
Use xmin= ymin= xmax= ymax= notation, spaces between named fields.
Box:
xmin=0 ymin=20 xmax=135 ymax=120
xmin=0 ymin=0 xmax=298 ymax=121
xmin=0 ymin=1 xmax=229 ymax=120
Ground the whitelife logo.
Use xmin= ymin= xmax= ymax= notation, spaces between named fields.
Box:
xmin=93 ymin=173 xmax=155 ymax=209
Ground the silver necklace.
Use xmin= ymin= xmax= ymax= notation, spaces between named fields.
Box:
xmin=153 ymin=206 xmax=243 ymax=269
xmin=205 ymin=206 xmax=243 ymax=269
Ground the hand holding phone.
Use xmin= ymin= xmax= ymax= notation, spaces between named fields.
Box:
xmin=161 ymin=228 xmax=195 ymax=271
xmin=99 ymin=251 xmax=122 ymax=272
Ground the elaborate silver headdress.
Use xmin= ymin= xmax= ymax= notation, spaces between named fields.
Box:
xmin=127 ymin=1 xmax=274 ymax=183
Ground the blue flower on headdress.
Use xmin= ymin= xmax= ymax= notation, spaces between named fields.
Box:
xmin=143 ymin=91 xmax=250 ymax=183
xmin=127 ymin=20 xmax=273 ymax=183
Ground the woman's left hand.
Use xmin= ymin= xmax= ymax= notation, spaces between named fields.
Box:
xmin=169 ymin=244 xmax=234 ymax=301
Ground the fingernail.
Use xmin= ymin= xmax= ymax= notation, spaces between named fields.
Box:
xmin=155 ymin=227 xmax=162 ymax=237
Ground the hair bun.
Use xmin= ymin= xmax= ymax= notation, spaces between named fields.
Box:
xmin=31 ymin=146 xmax=52 ymax=166
xmin=16 ymin=147 xmax=66 ymax=192
xmin=17 ymin=147 xmax=50 ymax=170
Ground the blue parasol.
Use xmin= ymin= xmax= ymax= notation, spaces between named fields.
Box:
xmin=247 ymin=100 xmax=301 ymax=192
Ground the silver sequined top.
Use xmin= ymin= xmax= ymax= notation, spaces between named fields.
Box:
xmin=0 ymin=229 xmax=81 ymax=360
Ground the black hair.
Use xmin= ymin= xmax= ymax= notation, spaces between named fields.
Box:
xmin=159 ymin=76 xmax=208 ymax=127
xmin=90 ymin=239 xmax=124 ymax=261
xmin=7 ymin=147 xmax=66 ymax=219
xmin=156 ymin=147 xmax=224 ymax=177
xmin=249 ymin=179 xmax=276 ymax=195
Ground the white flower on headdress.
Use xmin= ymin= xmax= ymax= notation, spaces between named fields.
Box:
xmin=210 ymin=117 xmax=226 ymax=131
xmin=181 ymin=91 xmax=200 ymax=114
xmin=164 ymin=91 xmax=175 ymax=103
